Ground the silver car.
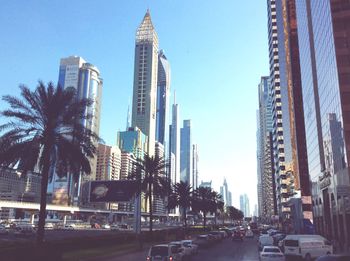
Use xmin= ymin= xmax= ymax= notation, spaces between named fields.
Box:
xmin=147 ymin=244 xmax=183 ymax=261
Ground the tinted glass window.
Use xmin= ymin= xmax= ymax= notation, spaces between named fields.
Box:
xmin=285 ymin=240 xmax=299 ymax=247
xmin=264 ymin=248 xmax=280 ymax=253
xmin=150 ymin=246 xmax=168 ymax=256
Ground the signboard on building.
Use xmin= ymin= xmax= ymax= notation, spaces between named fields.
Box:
xmin=89 ymin=180 xmax=138 ymax=203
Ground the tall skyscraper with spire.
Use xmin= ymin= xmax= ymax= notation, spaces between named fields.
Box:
xmin=131 ymin=10 xmax=159 ymax=156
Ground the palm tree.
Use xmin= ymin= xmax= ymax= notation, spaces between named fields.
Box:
xmin=0 ymin=82 xmax=99 ymax=244
xmin=129 ymin=153 xmax=168 ymax=234
xmin=192 ymin=186 xmax=213 ymax=228
xmin=171 ymin=181 xmax=192 ymax=228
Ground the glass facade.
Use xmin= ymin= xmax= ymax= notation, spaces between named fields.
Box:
xmin=180 ymin=120 xmax=192 ymax=185
xmin=296 ymin=0 xmax=350 ymax=248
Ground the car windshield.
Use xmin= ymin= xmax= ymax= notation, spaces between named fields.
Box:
xmin=264 ymin=248 xmax=280 ymax=253
xmin=150 ymin=246 xmax=168 ymax=256
xmin=183 ymin=242 xmax=191 ymax=247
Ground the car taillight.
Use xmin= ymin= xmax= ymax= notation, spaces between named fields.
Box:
xmin=169 ymin=256 xmax=173 ymax=261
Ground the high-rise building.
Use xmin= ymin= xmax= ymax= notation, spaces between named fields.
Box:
xmin=192 ymin=144 xmax=199 ymax=189
xmin=117 ymin=127 xmax=148 ymax=213
xmin=131 ymin=10 xmax=159 ymax=156
xmin=156 ymin=50 xmax=171 ymax=148
xmin=240 ymin=194 xmax=250 ymax=218
xmin=169 ymin=98 xmax=180 ymax=185
xmin=96 ymin=143 xmax=121 ymax=181
xmin=267 ymin=0 xmax=288 ymax=218
xmin=257 ymin=76 xmax=277 ymax=221
xmin=199 ymin=181 xmax=212 ymax=189
xmin=180 ymin=120 xmax=192 ymax=185
xmin=220 ymin=178 xmax=232 ymax=207
xmin=228 ymin=192 xmax=232 ymax=207
xmin=117 ymin=127 xmax=148 ymax=159
xmin=295 ymin=0 xmax=350 ymax=247
xmin=267 ymin=0 xmax=312 ymax=230
xmin=49 ymin=56 xmax=102 ymax=205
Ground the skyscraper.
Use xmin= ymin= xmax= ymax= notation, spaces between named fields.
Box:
xmin=220 ymin=178 xmax=230 ymax=207
xmin=49 ymin=56 xmax=102 ymax=205
xmin=239 ymin=194 xmax=250 ymax=217
xmin=296 ymin=0 xmax=350 ymax=246
xmin=192 ymin=144 xmax=199 ymax=189
xmin=131 ymin=10 xmax=159 ymax=156
xmin=156 ymin=50 xmax=171 ymax=148
xmin=180 ymin=120 xmax=192 ymax=185
xmin=96 ymin=144 xmax=121 ymax=181
xmin=169 ymin=98 xmax=180 ymax=185
xmin=257 ymin=76 xmax=277 ymax=221
xmin=267 ymin=0 xmax=312 ymax=230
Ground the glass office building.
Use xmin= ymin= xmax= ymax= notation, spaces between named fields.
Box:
xmin=296 ymin=0 xmax=350 ymax=249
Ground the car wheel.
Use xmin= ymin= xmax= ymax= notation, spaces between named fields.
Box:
xmin=305 ymin=253 xmax=311 ymax=261
xmin=326 ymin=252 xmax=331 ymax=255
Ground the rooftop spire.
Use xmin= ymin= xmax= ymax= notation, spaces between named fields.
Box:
xmin=136 ymin=9 xmax=158 ymax=43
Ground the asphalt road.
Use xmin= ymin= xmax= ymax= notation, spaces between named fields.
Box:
xmin=102 ymin=236 xmax=260 ymax=261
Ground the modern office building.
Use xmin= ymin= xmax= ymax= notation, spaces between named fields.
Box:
xmin=0 ymin=168 xmax=41 ymax=219
xmin=96 ymin=144 xmax=121 ymax=181
xmin=169 ymin=98 xmax=180 ymax=185
xmin=267 ymin=0 xmax=312 ymax=231
xmin=49 ymin=56 xmax=103 ymax=206
xmin=228 ymin=191 xmax=232 ymax=207
xmin=199 ymin=181 xmax=212 ymax=189
xmin=257 ymin=76 xmax=277 ymax=221
xmin=117 ymin=127 xmax=148 ymax=213
xmin=267 ymin=0 xmax=288 ymax=218
xmin=180 ymin=120 xmax=192 ymax=185
xmin=131 ymin=10 xmax=159 ymax=156
xmin=240 ymin=194 xmax=250 ymax=218
xmin=295 ymin=0 xmax=350 ymax=247
xmin=156 ymin=50 xmax=171 ymax=148
xmin=192 ymin=144 xmax=199 ymax=189
xmin=117 ymin=127 xmax=148 ymax=159
xmin=220 ymin=178 xmax=232 ymax=207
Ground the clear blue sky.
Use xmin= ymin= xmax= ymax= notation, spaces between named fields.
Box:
xmin=0 ymin=0 xmax=269 ymax=212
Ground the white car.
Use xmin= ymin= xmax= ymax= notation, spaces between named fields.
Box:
xmin=181 ymin=240 xmax=199 ymax=255
xmin=64 ymin=223 xmax=76 ymax=229
xmin=260 ymin=246 xmax=285 ymax=261
xmin=147 ymin=244 xmax=183 ymax=261
xmin=170 ymin=241 xmax=189 ymax=259
xmin=246 ymin=229 xmax=254 ymax=238
xmin=44 ymin=222 xmax=54 ymax=229
xmin=258 ymin=235 xmax=274 ymax=251
xmin=102 ymin=224 xmax=111 ymax=229
xmin=0 ymin=225 xmax=8 ymax=235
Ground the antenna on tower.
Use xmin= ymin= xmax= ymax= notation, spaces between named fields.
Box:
xmin=174 ymin=90 xmax=176 ymax=104
xmin=126 ymin=99 xmax=131 ymax=130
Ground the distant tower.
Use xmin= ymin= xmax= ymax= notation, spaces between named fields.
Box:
xmin=180 ymin=120 xmax=192 ymax=185
xmin=169 ymin=93 xmax=180 ymax=185
xmin=131 ymin=10 xmax=159 ymax=156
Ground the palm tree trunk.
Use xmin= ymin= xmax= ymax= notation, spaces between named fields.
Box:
xmin=184 ymin=208 xmax=187 ymax=228
xmin=203 ymin=213 xmax=207 ymax=229
xmin=149 ymin=182 xmax=153 ymax=235
xmin=37 ymin=156 xmax=50 ymax=244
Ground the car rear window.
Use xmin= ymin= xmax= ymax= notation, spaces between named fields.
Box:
xmin=264 ymin=248 xmax=280 ymax=253
xmin=284 ymin=240 xmax=299 ymax=247
xmin=151 ymin=246 xmax=168 ymax=256
xmin=183 ymin=242 xmax=191 ymax=247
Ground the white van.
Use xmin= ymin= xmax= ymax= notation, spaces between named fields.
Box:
xmin=283 ymin=235 xmax=333 ymax=260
